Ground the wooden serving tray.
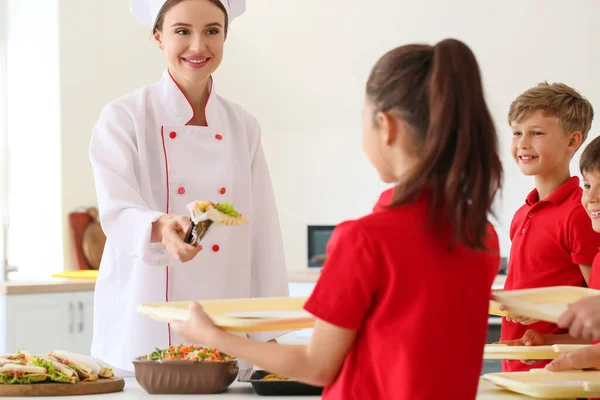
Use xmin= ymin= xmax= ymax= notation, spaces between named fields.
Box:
xmin=483 ymin=369 xmax=600 ymax=399
xmin=491 ymin=286 xmax=600 ymax=323
xmin=489 ymin=300 xmax=509 ymax=317
xmin=0 ymin=377 xmax=124 ymax=397
xmin=484 ymin=344 xmax=591 ymax=360
xmin=138 ymin=297 xmax=315 ymax=333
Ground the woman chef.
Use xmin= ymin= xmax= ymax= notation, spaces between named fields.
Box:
xmin=89 ymin=0 xmax=289 ymax=374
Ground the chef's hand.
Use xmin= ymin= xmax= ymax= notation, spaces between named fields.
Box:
xmin=557 ymin=295 xmax=600 ymax=341
xmin=499 ymin=305 xmax=539 ymax=325
xmin=171 ymin=302 xmax=221 ymax=345
xmin=159 ymin=215 xmax=203 ymax=262
xmin=546 ymin=344 xmax=600 ymax=371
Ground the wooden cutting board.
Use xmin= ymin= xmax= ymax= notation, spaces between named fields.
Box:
xmin=0 ymin=377 xmax=124 ymax=397
xmin=68 ymin=207 xmax=106 ymax=271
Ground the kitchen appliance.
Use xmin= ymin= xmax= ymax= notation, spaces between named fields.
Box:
xmin=307 ymin=225 xmax=335 ymax=267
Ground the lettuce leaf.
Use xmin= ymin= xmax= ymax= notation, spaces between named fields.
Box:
xmin=32 ymin=358 xmax=77 ymax=383
xmin=0 ymin=373 xmax=46 ymax=384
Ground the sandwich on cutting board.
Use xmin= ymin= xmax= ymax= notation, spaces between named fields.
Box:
xmin=32 ymin=356 xmax=79 ymax=384
xmin=0 ymin=363 xmax=47 ymax=384
xmin=49 ymin=350 xmax=114 ymax=381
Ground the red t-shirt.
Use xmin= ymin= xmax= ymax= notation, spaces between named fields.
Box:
xmin=501 ymin=177 xmax=600 ymax=372
xmin=304 ymin=189 xmax=500 ymax=400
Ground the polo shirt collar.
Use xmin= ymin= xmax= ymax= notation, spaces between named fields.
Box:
xmin=525 ymin=176 xmax=580 ymax=206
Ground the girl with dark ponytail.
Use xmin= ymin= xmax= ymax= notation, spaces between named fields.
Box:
xmin=172 ymin=38 xmax=503 ymax=400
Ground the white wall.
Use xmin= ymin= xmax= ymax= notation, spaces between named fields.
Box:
xmin=58 ymin=0 xmax=166 ymax=269
xmin=50 ymin=0 xmax=600 ymax=270
xmin=214 ymin=0 xmax=600 ymax=267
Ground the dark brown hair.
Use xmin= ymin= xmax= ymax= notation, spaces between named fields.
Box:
xmin=366 ymin=38 xmax=502 ymax=250
xmin=580 ymin=136 xmax=600 ymax=175
xmin=153 ymin=0 xmax=228 ymax=35
xmin=509 ymin=82 xmax=594 ymax=143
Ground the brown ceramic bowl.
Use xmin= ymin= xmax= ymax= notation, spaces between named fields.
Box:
xmin=132 ymin=357 xmax=239 ymax=394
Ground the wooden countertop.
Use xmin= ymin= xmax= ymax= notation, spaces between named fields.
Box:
xmin=288 ymin=269 xmax=508 ymax=287
xmin=0 ymin=268 xmax=319 ymax=295
xmin=0 ymin=279 xmax=96 ymax=295
xmin=0 ymin=271 xmax=505 ymax=295
xmin=287 ymin=269 xmax=322 ymax=283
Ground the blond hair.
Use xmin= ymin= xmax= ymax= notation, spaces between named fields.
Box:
xmin=508 ymin=82 xmax=594 ymax=143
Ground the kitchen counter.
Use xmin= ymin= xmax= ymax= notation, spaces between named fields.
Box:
xmin=0 ymin=279 xmax=96 ymax=295
xmin=493 ymin=274 xmax=507 ymax=290
xmin=0 ymin=271 xmax=506 ymax=294
xmin=0 ymin=269 xmax=319 ymax=295
xmin=0 ymin=378 xmax=564 ymax=399
xmin=287 ymin=269 xmax=321 ymax=283
xmin=288 ymin=269 xmax=508 ymax=288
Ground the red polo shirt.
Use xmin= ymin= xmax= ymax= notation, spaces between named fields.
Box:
xmin=589 ymin=253 xmax=600 ymax=400
xmin=590 ymin=252 xmax=600 ymax=290
xmin=304 ymin=189 xmax=500 ymax=400
xmin=501 ymin=176 xmax=600 ymax=372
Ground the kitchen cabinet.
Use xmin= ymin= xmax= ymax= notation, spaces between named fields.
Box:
xmin=0 ymin=290 xmax=94 ymax=355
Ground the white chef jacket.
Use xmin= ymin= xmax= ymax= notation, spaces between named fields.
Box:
xmin=89 ymin=69 xmax=289 ymax=372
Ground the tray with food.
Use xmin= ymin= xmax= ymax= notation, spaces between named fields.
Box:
xmin=133 ymin=344 xmax=238 ymax=394
xmin=484 ymin=344 xmax=591 ymax=360
xmin=0 ymin=349 xmax=123 ymax=396
xmin=238 ymin=369 xmax=323 ymax=396
xmin=137 ymin=296 xmax=315 ymax=333
xmin=491 ymin=286 xmax=600 ymax=323
xmin=184 ymin=201 xmax=248 ymax=245
xmin=483 ymin=369 xmax=600 ymax=398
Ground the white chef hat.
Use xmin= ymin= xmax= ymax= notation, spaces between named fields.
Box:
xmin=130 ymin=0 xmax=246 ymax=28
